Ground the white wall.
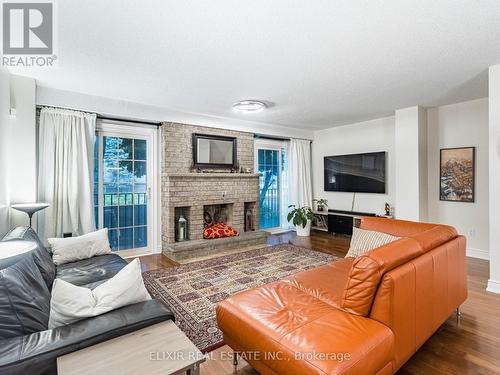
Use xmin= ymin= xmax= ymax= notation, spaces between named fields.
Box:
xmin=8 ymin=75 xmax=37 ymax=227
xmin=394 ymin=106 xmax=428 ymax=221
xmin=0 ymin=73 xmax=37 ymax=233
xmin=312 ymin=116 xmax=395 ymax=215
xmin=427 ymin=98 xmax=489 ymax=260
xmin=0 ymin=70 xmax=10 ymax=237
xmin=488 ymin=65 xmax=500 ymax=293
xmin=9 ymin=75 xmax=37 ymax=228
xmin=418 ymin=107 xmax=428 ymax=221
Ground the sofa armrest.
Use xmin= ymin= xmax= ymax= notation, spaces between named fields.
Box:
xmin=0 ymin=299 xmax=174 ymax=375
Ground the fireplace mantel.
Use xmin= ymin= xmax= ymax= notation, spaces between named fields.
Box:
xmin=165 ymin=173 xmax=260 ymax=179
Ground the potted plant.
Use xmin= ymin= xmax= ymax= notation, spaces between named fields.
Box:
xmin=313 ymin=198 xmax=328 ymax=212
xmin=287 ymin=205 xmax=314 ymax=236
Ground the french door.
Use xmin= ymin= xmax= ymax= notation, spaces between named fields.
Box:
xmin=94 ymin=121 xmax=158 ymax=256
xmin=255 ymin=140 xmax=288 ymax=231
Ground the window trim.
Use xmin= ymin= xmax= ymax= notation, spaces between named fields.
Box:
xmin=254 ymin=139 xmax=289 ymax=232
xmin=95 ymin=120 xmax=160 ymax=256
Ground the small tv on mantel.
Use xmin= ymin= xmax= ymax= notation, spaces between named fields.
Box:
xmin=324 ymin=151 xmax=386 ymax=193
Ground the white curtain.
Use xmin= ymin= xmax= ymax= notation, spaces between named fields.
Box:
xmin=38 ymin=107 xmax=96 ymax=239
xmin=288 ymin=138 xmax=313 ymax=208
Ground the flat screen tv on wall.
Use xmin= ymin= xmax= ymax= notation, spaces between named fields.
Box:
xmin=324 ymin=151 xmax=386 ymax=193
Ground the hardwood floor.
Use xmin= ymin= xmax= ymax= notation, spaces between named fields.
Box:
xmin=136 ymin=231 xmax=500 ymax=374
xmin=136 ymin=253 xmax=179 ymax=272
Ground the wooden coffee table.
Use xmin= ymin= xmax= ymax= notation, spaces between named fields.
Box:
xmin=57 ymin=320 xmax=205 ymax=375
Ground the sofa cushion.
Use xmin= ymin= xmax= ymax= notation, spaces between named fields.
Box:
xmin=360 ymin=218 xmax=458 ymax=253
xmin=2 ymin=227 xmax=56 ymax=289
xmin=0 ymin=255 xmax=51 ymax=339
xmin=0 ymin=300 xmax=174 ymax=375
xmin=0 ymin=241 xmax=39 ymax=270
xmin=49 ymin=259 xmax=151 ymax=328
xmin=346 ymin=227 xmax=400 ymax=258
xmin=55 ymin=253 xmax=127 ymax=287
xmin=341 ymin=219 xmax=459 ymax=317
xmin=360 ymin=217 xmax=436 ymax=237
xmin=217 ymin=281 xmax=394 ymax=375
xmin=2 ymin=227 xmax=46 ymax=251
xmin=281 ymin=258 xmax=354 ymax=309
xmin=341 ymin=237 xmax=423 ymax=316
xmin=409 ymin=225 xmax=458 ymax=252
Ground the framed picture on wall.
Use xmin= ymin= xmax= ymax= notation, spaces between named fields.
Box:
xmin=439 ymin=147 xmax=475 ymax=202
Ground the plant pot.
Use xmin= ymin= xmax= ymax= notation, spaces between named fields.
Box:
xmin=317 ymin=206 xmax=324 ymax=212
xmin=295 ymin=220 xmax=311 ymax=237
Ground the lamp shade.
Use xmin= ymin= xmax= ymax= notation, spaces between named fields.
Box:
xmin=11 ymin=203 xmax=49 ymax=216
xmin=11 ymin=203 xmax=49 ymax=228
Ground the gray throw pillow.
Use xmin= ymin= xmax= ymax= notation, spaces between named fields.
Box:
xmin=0 ymin=255 xmax=51 ymax=339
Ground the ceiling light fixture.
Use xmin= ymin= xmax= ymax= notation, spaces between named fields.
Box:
xmin=232 ymin=100 xmax=267 ymax=112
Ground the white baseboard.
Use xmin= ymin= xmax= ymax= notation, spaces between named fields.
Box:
xmin=487 ymin=279 xmax=500 ymax=294
xmin=466 ymin=247 xmax=489 ymax=260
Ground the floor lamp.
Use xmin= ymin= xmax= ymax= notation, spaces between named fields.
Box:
xmin=11 ymin=203 xmax=49 ymax=228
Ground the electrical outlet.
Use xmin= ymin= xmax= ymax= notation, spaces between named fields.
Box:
xmin=468 ymin=229 xmax=476 ymax=238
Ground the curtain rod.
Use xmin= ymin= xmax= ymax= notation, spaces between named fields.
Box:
xmin=36 ymin=105 xmax=161 ymax=127
xmin=97 ymin=115 xmax=160 ymax=127
xmin=253 ymin=133 xmax=312 ymax=142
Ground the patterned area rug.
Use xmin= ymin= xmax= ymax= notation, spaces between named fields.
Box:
xmin=143 ymin=244 xmax=337 ymax=352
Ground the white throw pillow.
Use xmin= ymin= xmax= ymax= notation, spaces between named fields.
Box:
xmin=48 ymin=228 xmax=112 ymax=265
xmin=346 ymin=226 xmax=401 ymax=258
xmin=48 ymin=258 xmax=151 ymax=328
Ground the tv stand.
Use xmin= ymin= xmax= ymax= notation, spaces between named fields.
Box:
xmin=327 ymin=209 xmax=377 ymax=217
xmin=325 ymin=209 xmax=377 ymax=235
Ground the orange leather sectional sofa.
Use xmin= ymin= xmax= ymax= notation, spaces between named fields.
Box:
xmin=216 ymin=218 xmax=467 ymax=374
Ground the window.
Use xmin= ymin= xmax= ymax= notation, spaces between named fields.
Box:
xmin=255 ymin=140 xmax=288 ymax=230
xmin=94 ymin=121 xmax=157 ymax=255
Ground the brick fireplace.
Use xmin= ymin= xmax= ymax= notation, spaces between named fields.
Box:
xmin=163 ymin=173 xmax=260 ymax=244
xmin=160 ymin=122 xmax=268 ymax=261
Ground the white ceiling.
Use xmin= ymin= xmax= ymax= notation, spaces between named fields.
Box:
xmin=9 ymin=0 xmax=500 ymax=130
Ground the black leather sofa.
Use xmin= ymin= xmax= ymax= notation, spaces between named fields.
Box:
xmin=0 ymin=227 xmax=174 ymax=375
